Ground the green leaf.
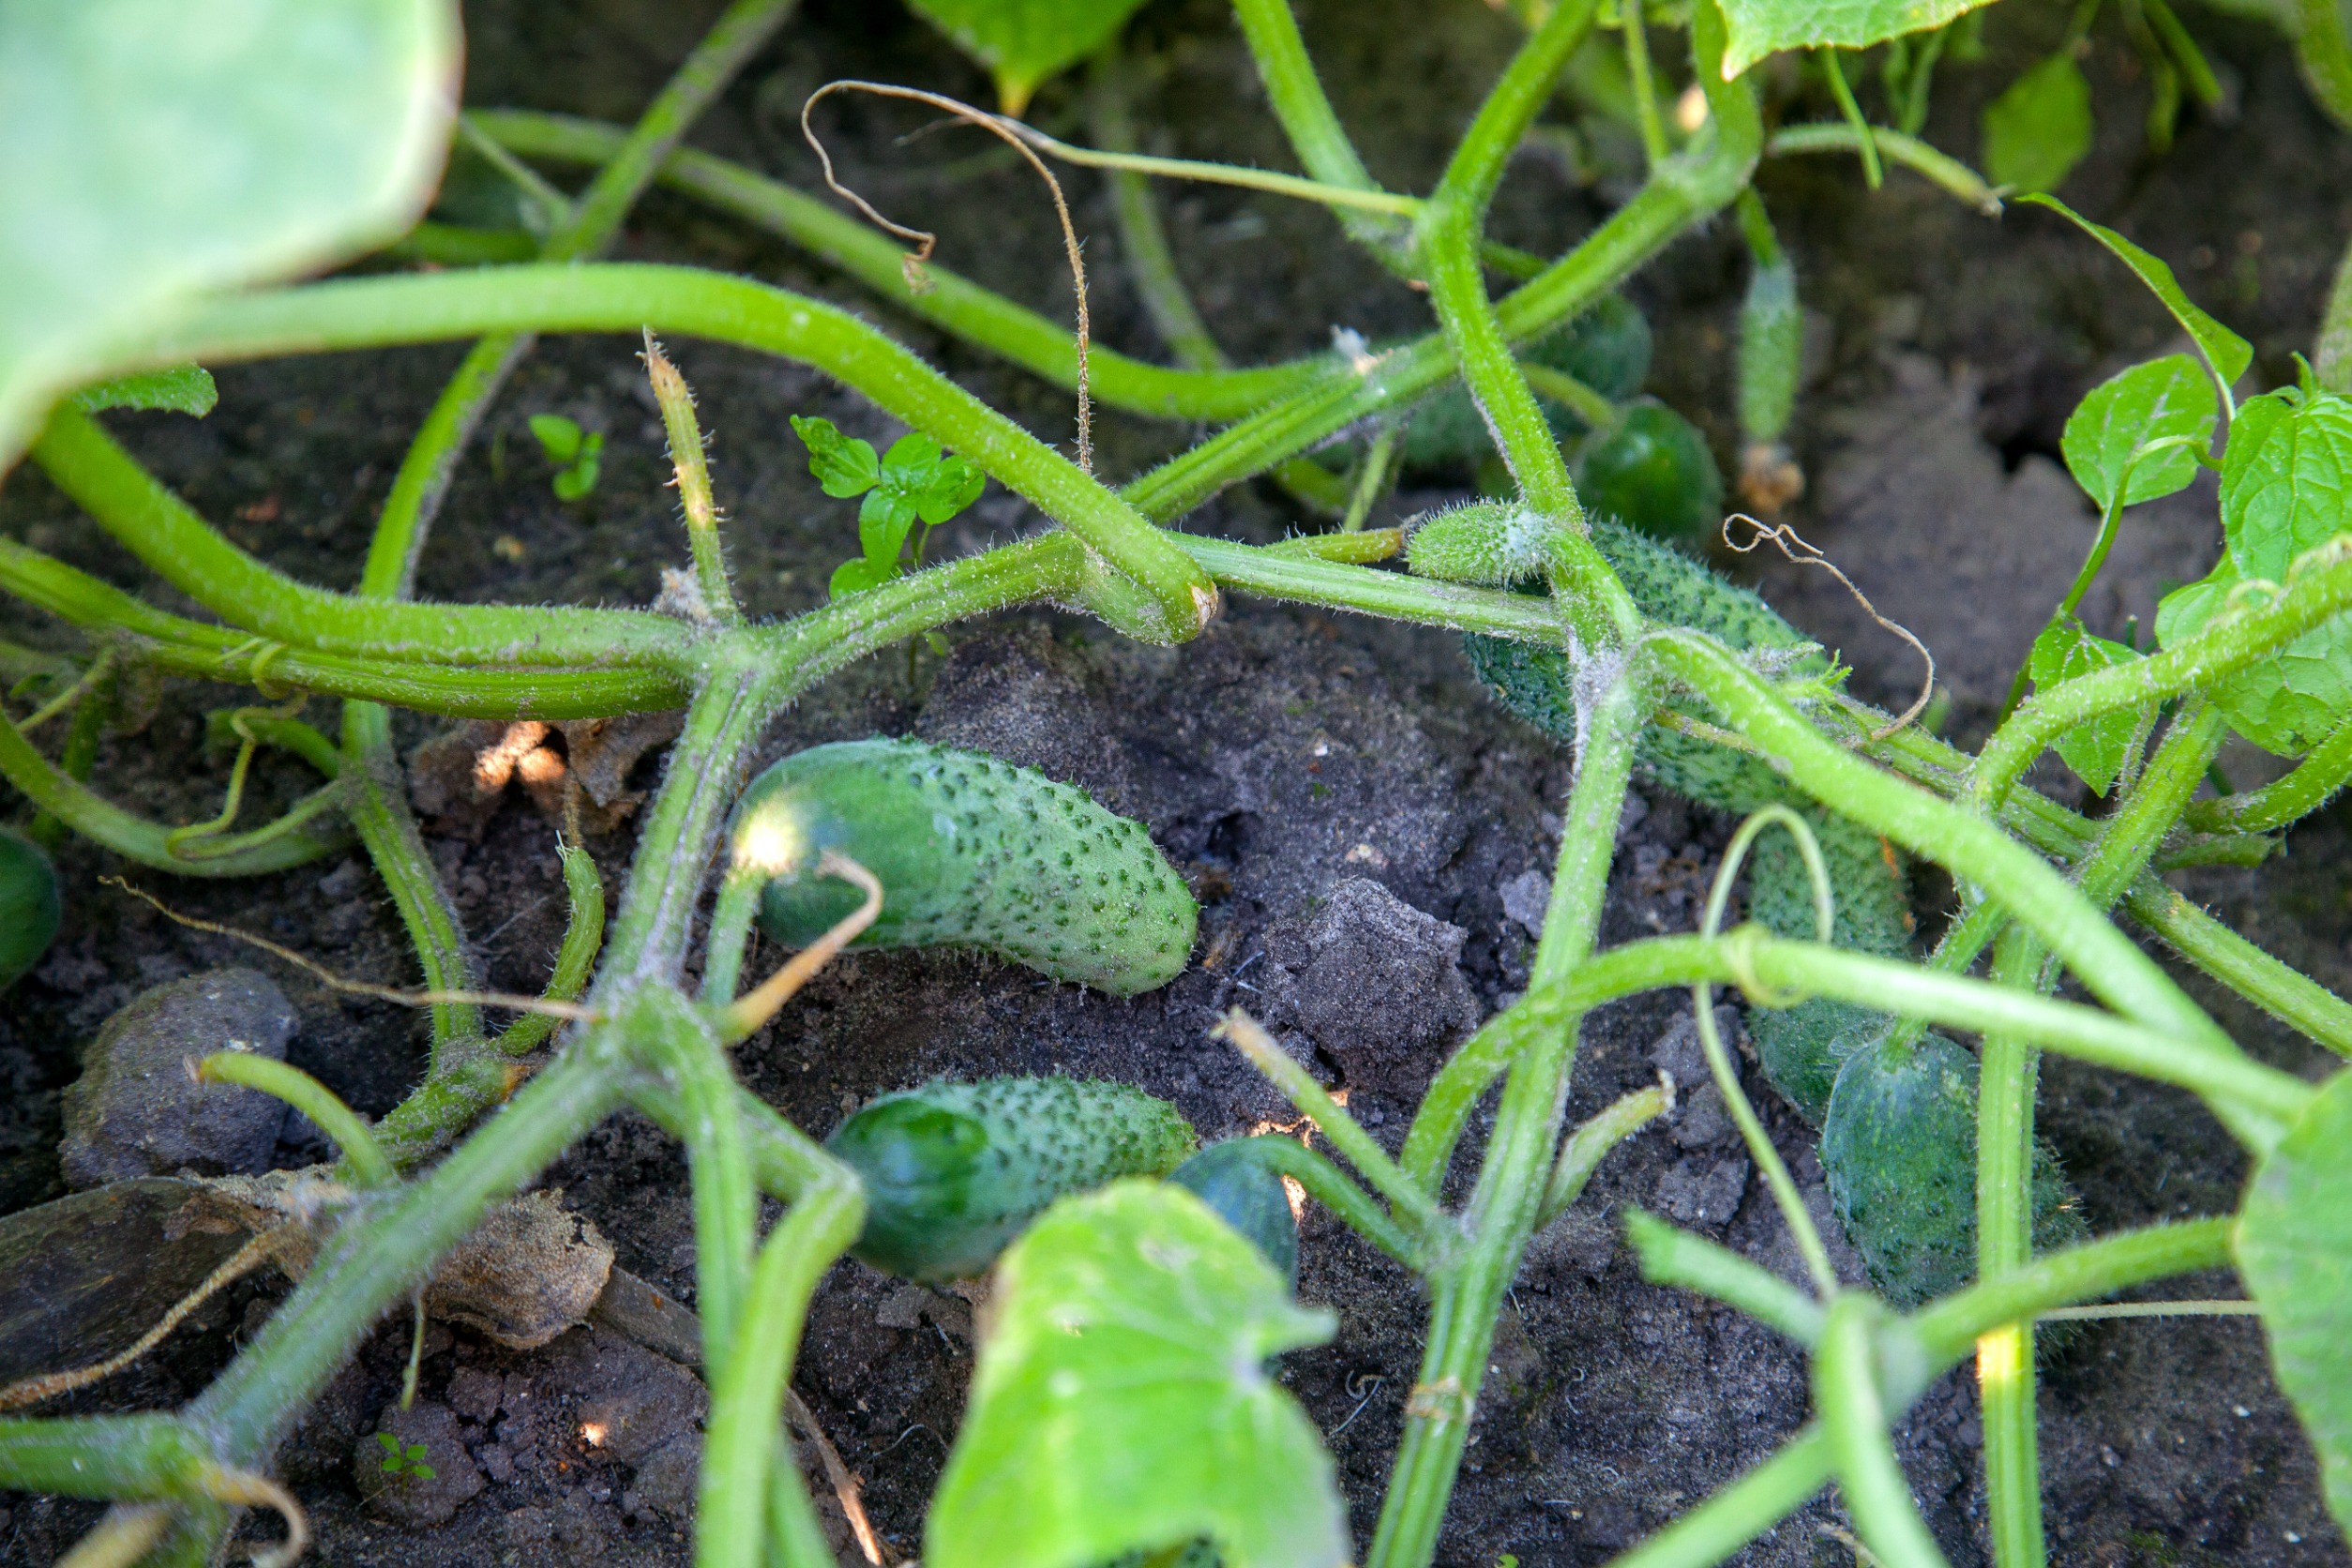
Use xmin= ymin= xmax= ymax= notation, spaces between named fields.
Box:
xmin=880 ymin=430 xmax=945 ymax=485
xmin=902 ymin=0 xmax=1153 ymax=114
xmin=2157 ymin=560 xmax=2352 ymax=755
xmin=915 ymin=454 xmax=988 ymax=526
xmin=0 ymin=0 xmax=459 ymax=465
xmin=859 ymin=486 xmax=920 ymax=566
xmin=1716 ymin=0 xmax=1998 ymax=78
xmin=2061 ymin=354 xmax=2217 ymax=508
xmin=2022 ymin=195 xmax=2254 ymax=400
xmin=2220 ymin=386 xmax=2352 ymax=580
xmin=68 ymin=365 xmax=218 ymax=418
xmin=2236 ymin=1069 xmax=2352 ymax=1530
xmin=927 ymin=1181 xmax=1346 ymax=1568
xmin=2027 ymin=619 xmax=2143 ymax=794
xmin=551 ymin=455 xmax=599 ymax=503
xmin=829 ymin=556 xmax=897 ymax=598
xmin=529 ymin=413 xmax=582 ymax=463
xmin=1981 ymin=53 xmax=2094 ymax=195
xmin=792 ymin=415 xmax=882 ymax=499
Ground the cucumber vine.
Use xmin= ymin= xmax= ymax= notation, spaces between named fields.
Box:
xmin=5 ymin=0 xmax=2352 ymax=1566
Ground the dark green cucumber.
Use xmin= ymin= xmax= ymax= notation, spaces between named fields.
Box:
xmin=829 ymin=1077 xmax=1198 ymax=1283
xmin=729 ymin=738 xmax=1197 ymax=996
xmin=0 ymin=829 xmax=60 ymax=993
xmin=1820 ymin=1029 xmax=2088 ymax=1307
xmin=1168 ymin=1139 xmax=1299 ymax=1287
xmin=1573 ymin=399 xmax=1725 ymax=545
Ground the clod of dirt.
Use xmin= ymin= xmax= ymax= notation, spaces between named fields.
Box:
xmin=354 ymin=1400 xmax=486 ymax=1528
xmin=541 ymin=1324 xmax=709 ymax=1465
xmin=627 ymin=1435 xmax=702 ymax=1522
xmin=1653 ymin=1153 xmax=1751 ymax=1230
xmin=1258 ymin=876 xmax=1480 ymax=1098
xmin=57 ymin=968 xmax=296 ymax=1188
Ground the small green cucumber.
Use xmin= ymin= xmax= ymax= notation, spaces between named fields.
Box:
xmin=1573 ymin=400 xmax=1725 ymax=545
xmin=828 ymin=1077 xmax=1199 ymax=1283
xmin=729 ymin=738 xmax=1198 ymax=996
xmin=0 ymin=829 xmax=60 ymax=994
xmin=1820 ymin=1029 xmax=2088 ymax=1307
xmin=1168 ymin=1139 xmax=1299 ymax=1287
xmin=1737 ymin=253 xmax=1802 ymax=450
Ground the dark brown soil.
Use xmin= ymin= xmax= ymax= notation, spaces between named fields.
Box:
xmin=3 ymin=0 xmax=2351 ymax=1564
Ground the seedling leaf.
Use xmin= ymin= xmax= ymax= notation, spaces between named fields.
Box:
xmin=0 ymin=0 xmax=459 ymax=464
xmin=927 ymin=1181 xmax=1346 ymax=1568
xmin=2236 ymin=1068 xmax=2352 ymax=1529
xmin=2028 ymin=621 xmax=2143 ymax=795
xmin=2061 ymin=354 xmax=2217 ymax=508
xmin=1715 ymin=0 xmax=2000 ymax=79
xmin=917 ymin=455 xmax=988 ymax=526
xmin=1981 ymin=53 xmax=2094 ymax=195
xmin=2022 ymin=195 xmax=2253 ymax=403
xmin=792 ymin=415 xmax=882 ymax=498
xmin=528 ymin=413 xmax=583 ymax=463
xmin=829 ymin=556 xmax=897 ymax=597
xmin=903 ymin=0 xmax=1153 ymax=113
xmin=2219 ymin=386 xmax=2352 ymax=580
xmin=68 ymin=365 xmax=219 ymax=419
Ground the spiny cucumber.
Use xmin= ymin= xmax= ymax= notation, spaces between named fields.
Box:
xmin=0 ymin=829 xmax=60 ymax=994
xmin=828 ymin=1077 xmax=1198 ymax=1282
xmin=1820 ymin=1028 xmax=2088 ymax=1308
xmin=729 ymin=738 xmax=1198 ymax=996
xmin=1168 ymin=1139 xmax=1299 ymax=1287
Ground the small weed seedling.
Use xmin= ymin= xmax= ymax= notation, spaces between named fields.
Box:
xmin=5 ymin=0 xmax=2352 ymax=1566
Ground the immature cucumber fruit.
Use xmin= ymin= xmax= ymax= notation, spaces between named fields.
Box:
xmin=0 ymin=829 xmax=60 ymax=994
xmin=1574 ymin=400 xmax=1725 ymax=545
xmin=1168 ymin=1138 xmax=1299 ymax=1287
xmin=1820 ymin=1029 xmax=2087 ymax=1307
xmin=729 ymin=738 xmax=1197 ymax=996
xmin=828 ymin=1077 xmax=1198 ymax=1282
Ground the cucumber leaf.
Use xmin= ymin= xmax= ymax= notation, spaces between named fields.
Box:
xmin=927 ymin=1181 xmax=1346 ymax=1568
xmin=2022 ymin=196 xmax=2253 ymax=402
xmin=903 ymin=0 xmax=1152 ymax=114
xmin=1716 ymin=0 xmax=2000 ymax=78
xmin=2219 ymin=385 xmax=2352 ymax=580
xmin=2027 ymin=619 xmax=2144 ymax=794
xmin=1982 ymin=53 xmax=2094 ymax=196
xmin=0 ymin=0 xmax=458 ymax=466
xmin=792 ymin=415 xmax=882 ymax=498
xmin=2157 ymin=560 xmax=2352 ymax=755
xmin=68 ymin=364 xmax=218 ymax=419
xmin=2062 ymin=354 xmax=2217 ymax=509
xmin=2236 ymin=1069 xmax=2352 ymax=1529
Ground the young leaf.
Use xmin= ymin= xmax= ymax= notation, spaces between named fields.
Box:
xmin=1715 ymin=0 xmax=1999 ymax=78
xmin=916 ymin=454 xmax=988 ymax=526
xmin=2236 ymin=1068 xmax=2352 ymax=1529
xmin=528 ymin=413 xmax=583 ymax=463
xmin=2219 ymin=386 xmax=2352 ymax=581
xmin=829 ymin=556 xmax=897 ymax=598
xmin=880 ymin=430 xmax=945 ymax=485
xmin=68 ymin=365 xmax=219 ymax=419
xmin=1982 ymin=53 xmax=2094 ymax=195
xmin=2022 ymin=195 xmax=2254 ymax=402
xmin=858 ymin=486 xmax=920 ymax=567
xmin=2027 ymin=619 xmax=2143 ymax=793
xmin=902 ymin=0 xmax=1153 ymax=114
xmin=792 ymin=415 xmax=882 ymax=498
xmin=0 ymin=0 xmax=458 ymax=463
xmin=2062 ymin=354 xmax=2217 ymax=508
xmin=2157 ymin=561 xmax=2352 ymax=755
xmin=927 ymin=1181 xmax=1346 ymax=1568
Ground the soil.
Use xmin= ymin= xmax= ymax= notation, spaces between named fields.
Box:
xmin=3 ymin=0 xmax=2352 ymax=1564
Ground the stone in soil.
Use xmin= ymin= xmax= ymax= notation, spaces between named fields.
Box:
xmin=1257 ymin=875 xmax=1481 ymax=1098
xmin=57 ymin=968 xmax=295 ymax=1188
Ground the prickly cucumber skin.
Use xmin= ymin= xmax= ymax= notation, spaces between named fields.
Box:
xmin=1820 ymin=1030 xmax=2088 ymax=1307
xmin=0 ymin=829 xmax=60 ymax=994
xmin=1168 ymin=1139 xmax=1300 ymax=1288
xmin=828 ymin=1077 xmax=1199 ymax=1283
xmin=729 ymin=738 xmax=1198 ymax=997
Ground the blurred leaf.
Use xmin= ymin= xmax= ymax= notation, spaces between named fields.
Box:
xmin=68 ymin=364 xmax=217 ymax=418
xmin=2061 ymin=354 xmax=2216 ymax=508
xmin=2220 ymin=386 xmax=2352 ymax=580
xmin=529 ymin=412 xmax=582 ymax=463
xmin=2237 ymin=1069 xmax=2352 ymax=1529
xmin=0 ymin=0 xmax=459 ymax=465
xmin=1716 ymin=0 xmax=1999 ymax=77
xmin=903 ymin=0 xmax=1153 ymax=114
xmin=792 ymin=414 xmax=882 ymax=498
xmin=927 ymin=1181 xmax=1346 ymax=1568
xmin=1982 ymin=53 xmax=2093 ymax=195
xmin=2023 ymin=195 xmax=2254 ymax=396
xmin=2027 ymin=618 xmax=2143 ymax=793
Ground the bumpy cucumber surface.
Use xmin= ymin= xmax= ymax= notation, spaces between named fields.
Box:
xmin=730 ymin=738 xmax=1197 ymax=996
xmin=1168 ymin=1139 xmax=1299 ymax=1287
xmin=0 ymin=829 xmax=60 ymax=994
xmin=828 ymin=1077 xmax=1198 ymax=1283
xmin=1820 ymin=1029 xmax=2087 ymax=1306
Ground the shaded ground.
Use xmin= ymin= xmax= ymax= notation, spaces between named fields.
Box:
xmin=4 ymin=0 xmax=2352 ymax=1563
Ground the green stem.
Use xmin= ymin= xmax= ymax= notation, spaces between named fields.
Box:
xmin=1088 ymin=50 xmax=1226 ymax=372
xmin=1228 ymin=0 xmax=1416 ymax=266
xmin=1230 ymin=1136 xmax=1425 ymax=1269
xmin=627 ymin=991 xmax=756 ymax=1380
xmin=2183 ymin=711 xmax=2352 ymax=832
xmin=1620 ymin=0 xmax=1671 ymax=171
xmin=2125 ymin=876 xmax=2352 ymax=1057
xmin=1593 ymin=1429 xmax=1832 ymax=1568
xmin=492 ymin=840 xmax=607 ymax=1055
xmin=1217 ymin=1010 xmax=1441 ymax=1234
xmin=1817 ymin=1297 xmax=1950 ymax=1568
xmin=701 ymin=863 xmax=767 ymax=1006
xmin=1817 ymin=51 xmax=1882 ymax=188
xmin=1625 ymin=1211 xmax=1825 ymax=1344
xmin=195 ymin=1053 xmax=393 ymax=1187
xmin=344 ymin=700 xmax=480 ymax=1047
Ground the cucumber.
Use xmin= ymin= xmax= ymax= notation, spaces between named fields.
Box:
xmin=0 ymin=829 xmax=60 ymax=994
xmin=828 ymin=1077 xmax=1198 ymax=1283
xmin=1820 ymin=1029 xmax=2088 ymax=1306
xmin=1573 ymin=400 xmax=1725 ymax=545
xmin=1168 ymin=1139 xmax=1299 ymax=1287
xmin=1403 ymin=294 xmax=1652 ymax=471
xmin=729 ymin=738 xmax=1197 ymax=996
